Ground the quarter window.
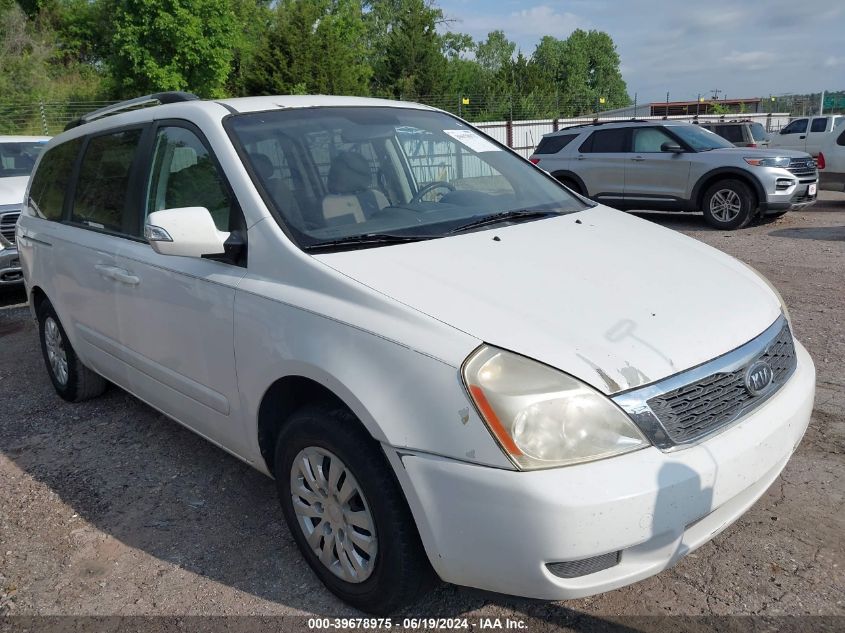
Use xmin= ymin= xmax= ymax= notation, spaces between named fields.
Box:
xmin=579 ymin=129 xmax=628 ymax=153
xmin=71 ymin=130 xmax=142 ymax=234
xmin=534 ymin=134 xmax=578 ymax=155
xmin=28 ymin=139 xmax=82 ymax=221
xmin=810 ymin=118 xmax=828 ymax=133
xmin=146 ymin=126 xmax=235 ymax=231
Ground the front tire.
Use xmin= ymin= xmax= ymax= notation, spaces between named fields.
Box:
xmin=702 ymin=179 xmax=756 ymax=230
xmin=37 ymin=300 xmax=107 ymax=402
xmin=274 ymin=404 xmax=434 ymax=614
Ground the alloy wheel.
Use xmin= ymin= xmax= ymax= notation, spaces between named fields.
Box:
xmin=709 ymin=189 xmax=742 ymax=222
xmin=290 ymin=446 xmax=378 ymax=583
xmin=44 ymin=317 xmax=68 ymax=386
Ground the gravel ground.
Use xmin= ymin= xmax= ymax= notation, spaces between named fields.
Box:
xmin=1 ymin=193 xmax=843 ymax=631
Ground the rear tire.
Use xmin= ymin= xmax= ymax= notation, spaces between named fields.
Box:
xmin=37 ymin=300 xmax=107 ymax=402
xmin=274 ymin=403 xmax=435 ymax=614
xmin=702 ymin=179 xmax=756 ymax=230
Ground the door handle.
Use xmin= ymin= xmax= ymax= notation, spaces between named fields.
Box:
xmin=95 ymin=264 xmax=140 ymax=286
xmin=576 ymin=155 xmax=586 ymax=160
xmin=799 ymin=135 xmax=806 ymax=139
xmin=631 ymin=156 xmax=645 ymax=161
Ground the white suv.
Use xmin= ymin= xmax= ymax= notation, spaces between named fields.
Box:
xmin=18 ymin=93 xmax=815 ymax=613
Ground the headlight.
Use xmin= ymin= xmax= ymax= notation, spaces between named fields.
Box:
xmin=739 ymin=261 xmax=791 ymax=325
xmin=744 ymin=156 xmax=790 ymax=168
xmin=463 ymin=346 xmax=649 ymax=470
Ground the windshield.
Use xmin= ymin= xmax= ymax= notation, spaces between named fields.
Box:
xmin=226 ymin=107 xmax=587 ymax=250
xmin=0 ymin=141 xmax=47 ymax=178
xmin=671 ymin=125 xmax=735 ymax=151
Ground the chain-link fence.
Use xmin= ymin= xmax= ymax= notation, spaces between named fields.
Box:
xmin=2 ymin=91 xmax=842 ymax=139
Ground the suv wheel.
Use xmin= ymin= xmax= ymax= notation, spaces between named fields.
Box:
xmin=37 ymin=300 xmax=107 ymax=402
xmin=702 ymin=179 xmax=756 ymax=230
xmin=274 ymin=403 xmax=434 ymax=614
xmin=556 ymin=176 xmax=583 ymax=195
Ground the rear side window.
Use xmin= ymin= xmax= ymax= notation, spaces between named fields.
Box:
xmin=28 ymin=139 xmax=83 ymax=221
xmin=837 ymin=127 xmax=845 ymax=146
xmin=714 ymin=125 xmax=743 ymax=143
xmin=810 ymin=118 xmax=828 ymax=133
xmin=534 ymin=134 xmax=578 ymax=155
xmin=579 ymin=129 xmax=628 ymax=153
xmin=71 ymin=129 xmax=143 ymax=234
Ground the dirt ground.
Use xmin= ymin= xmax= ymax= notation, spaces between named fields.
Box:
xmin=1 ymin=193 xmax=843 ymax=631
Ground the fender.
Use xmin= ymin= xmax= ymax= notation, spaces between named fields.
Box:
xmin=690 ymin=167 xmax=766 ymax=208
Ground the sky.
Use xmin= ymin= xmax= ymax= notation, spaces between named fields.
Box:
xmin=437 ymin=0 xmax=845 ymax=103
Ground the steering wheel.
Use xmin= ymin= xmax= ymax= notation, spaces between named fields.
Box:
xmin=410 ymin=181 xmax=456 ymax=204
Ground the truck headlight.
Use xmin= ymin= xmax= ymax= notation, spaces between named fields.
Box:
xmin=744 ymin=156 xmax=790 ymax=168
xmin=463 ymin=346 xmax=649 ymax=470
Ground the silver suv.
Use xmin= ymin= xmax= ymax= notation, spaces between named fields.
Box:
xmin=530 ymin=120 xmax=818 ymax=229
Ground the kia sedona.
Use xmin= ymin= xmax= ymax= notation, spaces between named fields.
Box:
xmin=18 ymin=93 xmax=816 ymax=614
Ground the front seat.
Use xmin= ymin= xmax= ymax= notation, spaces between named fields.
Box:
xmin=322 ymin=151 xmax=389 ymax=225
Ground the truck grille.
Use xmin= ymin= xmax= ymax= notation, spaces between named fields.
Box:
xmin=647 ymin=323 xmax=795 ymax=445
xmin=0 ymin=211 xmax=20 ymax=245
xmin=787 ymin=157 xmax=817 ymax=178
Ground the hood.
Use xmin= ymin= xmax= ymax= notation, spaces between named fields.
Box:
xmin=0 ymin=176 xmax=29 ymax=207
xmin=706 ymin=147 xmax=811 ymax=159
xmin=316 ymin=206 xmax=782 ymax=394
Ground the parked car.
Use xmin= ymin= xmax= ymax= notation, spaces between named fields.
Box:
xmin=530 ymin=120 xmax=818 ymax=229
xmin=698 ymin=120 xmax=770 ymax=148
xmin=19 ymin=93 xmax=815 ymax=614
xmin=817 ymin=120 xmax=845 ymax=192
xmin=769 ymin=114 xmax=844 ymax=156
xmin=0 ymin=135 xmax=49 ymax=285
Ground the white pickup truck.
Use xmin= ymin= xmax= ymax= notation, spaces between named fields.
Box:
xmin=769 ymin=115 xmax=844 ymax=157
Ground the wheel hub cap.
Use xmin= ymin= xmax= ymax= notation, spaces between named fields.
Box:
xmin=710 ymin=189 xmax=742 ymax=222
xmin=44 ymin=317 xmax=68 ymax=386
xmin=290 ymin=447 xmax=377 ymax=583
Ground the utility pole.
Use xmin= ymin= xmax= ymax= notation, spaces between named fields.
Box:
xmin=820 ymin=90 xmax=825 ymax=116
xmin=710 ymin=88 xmax=722 ymax=100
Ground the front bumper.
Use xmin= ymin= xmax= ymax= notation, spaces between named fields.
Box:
xmin=388 ymin=341 xmax=815 ymax=600
xmin=760 ymin=171 xmax=818 ymax=214
xmin=0 ymin=246 xmax=22 ymax=285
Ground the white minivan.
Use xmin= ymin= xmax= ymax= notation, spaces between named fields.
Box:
xmin=18 ymin=93 xmax=815 ymax=614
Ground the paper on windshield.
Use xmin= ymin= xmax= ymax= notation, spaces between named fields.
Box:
xmin=444 ymin=129 xmax=501 ymax=153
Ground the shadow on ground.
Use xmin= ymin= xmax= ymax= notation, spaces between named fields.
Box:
xmin=768 ymin=226 xmax=845 ymax=241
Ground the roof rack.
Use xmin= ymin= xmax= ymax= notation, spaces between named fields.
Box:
xmin=64 ymin=91 xmax=199 ymax=131
xmin=560 ymin=118 xmax=650 ymax=131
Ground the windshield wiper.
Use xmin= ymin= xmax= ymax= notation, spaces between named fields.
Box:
xmin=446 ymin=209 xmax=560 ymax=235
xmin=305 ymin=233 xmax=432 ymax=252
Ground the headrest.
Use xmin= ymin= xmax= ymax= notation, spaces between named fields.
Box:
xmin=249 ymin=153 xmax=275 ymax=180
xmin=327 ymin=151 xmax=372 ymax=194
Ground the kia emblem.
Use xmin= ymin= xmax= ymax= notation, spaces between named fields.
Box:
xmin=744 ymin=361 xmax=774 ymax=396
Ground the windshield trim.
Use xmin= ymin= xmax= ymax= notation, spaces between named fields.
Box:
xmin=223 ymin=106 xmax=590 ymax=253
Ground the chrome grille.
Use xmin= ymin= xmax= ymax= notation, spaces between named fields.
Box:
xmin=0 ymin=211 xmax=20 ymax=245
xmin=647 ymin=324 xmax=795 ymax=444
xmin=787 ymin=157 xmax=817 ymax=178
xmin=613 ymin=316 xmax=797 ymax=449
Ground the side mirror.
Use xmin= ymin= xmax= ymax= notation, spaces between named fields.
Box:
xmin=660 ymin=142 xmax=684 ymax=153
xmin=144 ymin=207 xmax=228 ymax=258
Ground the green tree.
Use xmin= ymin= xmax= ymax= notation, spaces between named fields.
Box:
xmin=244 ymin=0 xmax=371 ymax=96
xmin=369 ymin=0 xmax=444 ymax=98
xmin=103 ymin=0 xmax=238 ymax=98
xmin=475 ymin=30 xmax=514 ymax=74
